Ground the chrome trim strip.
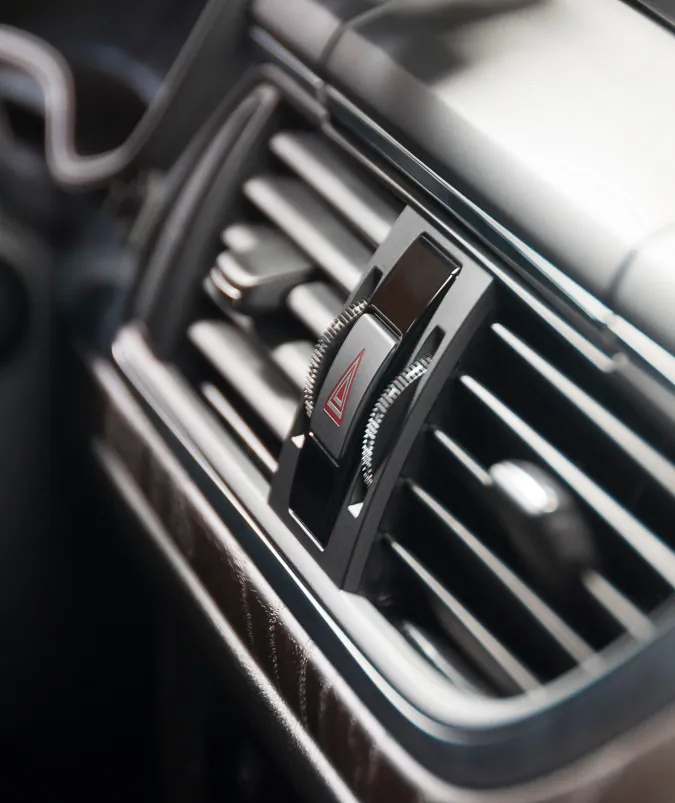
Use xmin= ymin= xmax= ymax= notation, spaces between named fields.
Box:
xmin=250 ymin=26 xmax=324 ymax=93
xmin=608 ymin=314 xmax=675 ymax=388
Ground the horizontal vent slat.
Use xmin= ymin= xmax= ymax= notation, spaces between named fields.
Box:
xmin=492 ymin=323 xmax=675 ymax=499
xmin=189 ymin=320 xmax=298 ymax=441
xmin=400 ymin=621 xmax=487 ymax=694
xmin=387 ymin=537 xmax=540 ymax=695
xmin=287 ymin=281 xmax=343 ymax=338
xmin=202 ymin=288 xmax=312 ymax=392
xmin=201 ymin=383 xmax=278 ymax=476
xmin=433 ymin=429 xmax=491 ymax=486
xmin=270 ymin=340 xmax=314 ymax=390
xmin=270 ymin=131 xmax=400 ymax=245
xmin=582 ymin=572 xmax=655 ymax=642
xmin=460 ymin=374 xmax=675 ymax=589
xmin=244 ymin=176 xmax=369 ymax=292
xmin=408 ymin=481 xmax=595 ymax=666
xmin=213 ymin=223 xmax=314 ymax=310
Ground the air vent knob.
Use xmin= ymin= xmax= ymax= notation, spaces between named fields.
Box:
xmin=490 ymin=461 xmax=655 ymax=639
xmin=362 ymin=357 xmax=432 ymax=487
xmin=489 ymin=461 xmax=598 ymax=592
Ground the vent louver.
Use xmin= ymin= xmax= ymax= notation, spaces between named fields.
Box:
xmin=366 ymin=288 xmax=675 ymax=697
xmin=181 ymin=124 xmax=402 ymax=477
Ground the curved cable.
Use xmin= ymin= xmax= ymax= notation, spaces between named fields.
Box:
xmin=0 ymin=25 xmax=148 ymax=189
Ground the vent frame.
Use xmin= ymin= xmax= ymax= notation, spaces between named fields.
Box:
xmin=118 ymin=62 xmax=675 ymax=786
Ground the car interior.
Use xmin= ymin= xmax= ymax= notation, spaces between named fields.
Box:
xmin=1 ymin=0 xmax=675 ymax=800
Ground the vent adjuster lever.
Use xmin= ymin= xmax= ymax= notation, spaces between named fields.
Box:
xmin=291 ymin=239 xmax=460 ymax=542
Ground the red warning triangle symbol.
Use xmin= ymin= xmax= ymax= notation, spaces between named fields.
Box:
xmin=324 ymin=349 xmax=365 ymax=426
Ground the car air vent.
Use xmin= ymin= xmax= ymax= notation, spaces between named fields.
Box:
xmin=363 ymin=288 xmax=675 ymax=698
xmin=179 ymin=124 xmax=403 ymax=478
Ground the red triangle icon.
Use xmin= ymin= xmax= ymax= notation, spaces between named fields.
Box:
xmin=324 ymin=349 xmax=365 ymax=426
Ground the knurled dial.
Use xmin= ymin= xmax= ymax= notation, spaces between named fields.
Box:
xmin=361 ymin=356 xmax=433 ymax=487
xmin=303 ymin=299 xmax=368 ymax=418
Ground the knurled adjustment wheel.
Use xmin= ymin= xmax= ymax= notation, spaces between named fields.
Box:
xmin=361 ymin=356 xmax=433 ymax=487
xmin=304 ymin=299 xmax=368 ymax=418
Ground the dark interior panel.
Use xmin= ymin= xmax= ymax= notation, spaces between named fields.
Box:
xmin=2 ymin=2 xmax=675 ymax=801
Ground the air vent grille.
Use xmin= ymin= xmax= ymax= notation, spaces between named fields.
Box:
xmin=179 ymin=123 xmax=403 ymax=477
xmin=366 ymin=289 xmax=675 ymax=697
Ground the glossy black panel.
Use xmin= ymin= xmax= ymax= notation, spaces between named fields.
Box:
xmin=371 ymin=238 xmax=459 ymax=335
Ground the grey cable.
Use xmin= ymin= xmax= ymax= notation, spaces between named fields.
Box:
xmin=0 ymin=25 xmax=144 ymax=189
xmin=0 ymin=0 xmax=247 ymax=190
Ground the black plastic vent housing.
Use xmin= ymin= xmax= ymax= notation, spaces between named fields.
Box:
xmin=361 ymin=273 xmax=675 ymax=697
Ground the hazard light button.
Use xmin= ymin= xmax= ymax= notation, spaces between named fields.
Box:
xmin=310 ymin=313 xmax=398 ymax=460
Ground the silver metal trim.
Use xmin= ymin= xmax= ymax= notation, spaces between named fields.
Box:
xmin=250 ymin=26 xmax=324 ymax=93
xmin=608 ymin=313 xmax=675 ymax=388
